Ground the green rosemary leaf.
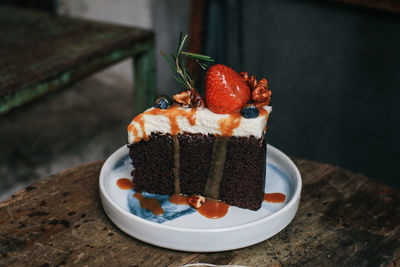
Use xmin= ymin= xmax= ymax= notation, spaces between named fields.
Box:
xmin=171 ymin=52 xmax=187 ymax=84
xmin=177 ymin=34 xmax=188 ymax=56
xmin=163 ymin=33 xmax=214 ymax=92
xmin=161 ymin=51 xmax=177 ymax=72
xmin=181 ymin=51 xmax=214 ymax=62
xmin=190 ymin=58 xmax=208 ymax=70
xmin=169 ymin=53 xmax=177 ymax=65
xmin=183 ymin=66 xmax=192 ymax=82
xmin=177 ymin=31 xmax=183 ymax=53
xmin=178 ymin=52 xmax=185 ymax=69
xmin=187 ymin=69 xmax=192 ymax=80
xmin=170 ymin=70 xmax=190 ymax=90
xmin=175 ymin=52 xmax=192 ymax=89
xmin=198 ymin=61 xmax=208 ymax=70
xmin=179 ymin=54 xmax=189 ymax=79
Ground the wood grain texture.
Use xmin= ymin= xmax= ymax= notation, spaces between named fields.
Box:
xmin=0 ymin=159 xmax=399 ymax=266
xmin=0 ymin=7 xmax=154 ymax=115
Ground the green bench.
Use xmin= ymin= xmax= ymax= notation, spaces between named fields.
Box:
xmin=0 ymin=7 xmax=156 ymax=116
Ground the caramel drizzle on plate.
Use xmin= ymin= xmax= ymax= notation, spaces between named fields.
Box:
xmin=134 ymin=192 xmax=164 ymax=215
xmin=116 ymin=178 xmax=134 ymax=190
xmin=197 ymin=199 xmax=229 ymax=219
xmin=264 ymin=193 xmax=286 ymax=203
xmin=169 ymin=194 xmax=190 ymax=205
xmin=169 ymin=194 xmax=229 ymax=219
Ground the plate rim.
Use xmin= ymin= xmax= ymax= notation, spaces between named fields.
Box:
xmin=99 ymin=144 xmax=302 ymax=233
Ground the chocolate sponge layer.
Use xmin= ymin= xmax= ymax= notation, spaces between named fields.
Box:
xmin=128 ymin=132 xmax=266 ymax=210
xmin=129 ymin=133 xmax=175 ymax=195
xmin=178 ymin=133 xmax=214 ymax=196
xmin=219 ymin=135 xmax=267 ymax=210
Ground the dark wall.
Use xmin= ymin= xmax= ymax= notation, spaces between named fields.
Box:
xmin=205 ymin=0 xmax=400 ymax=189
xmin=152 ymin=0 xmax=191 ymax=96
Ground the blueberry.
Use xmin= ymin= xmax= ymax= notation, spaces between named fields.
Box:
xmin=154 ymin=95 xmax=171 ymax=109
xmin=241 ymin=104 xmax=259 ymax=118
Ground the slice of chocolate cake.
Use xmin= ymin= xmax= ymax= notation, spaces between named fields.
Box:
xmin=127 ymin=104 xmax=272 ymax=210
xmin=127 ymin=35 xmax=272 ymax=211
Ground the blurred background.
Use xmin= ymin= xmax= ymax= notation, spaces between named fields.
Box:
xmin=0 ymin=0 xmax=399 ymax=201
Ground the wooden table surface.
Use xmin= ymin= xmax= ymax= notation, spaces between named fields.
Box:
xmin=0 ymin=158 xmax=399 ymax=266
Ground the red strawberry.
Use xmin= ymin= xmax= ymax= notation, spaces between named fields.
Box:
xmin=205 ymin=64 xmax=250 ymax=114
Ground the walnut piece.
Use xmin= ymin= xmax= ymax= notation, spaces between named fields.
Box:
xmin=173 ymin=90 xmax=205 ymax=108
xmin=188 ymin=195 xmax=206 ymax=209
xmin=252 ymin=80 xmax=271 ymax=102
xmin=240 ymin=72 xmax=271 ymax=106
xmin=173 ymin=90 xmax=191 ymax=107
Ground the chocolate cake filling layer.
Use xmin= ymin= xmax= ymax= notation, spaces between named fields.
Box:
xmin=203 ymin=136 xmax=228 ymax=199
xmin=128 ymin=132 xmax=266 ymax=210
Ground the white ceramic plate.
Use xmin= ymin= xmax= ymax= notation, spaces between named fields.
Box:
xmin=99 ymin=144 xmax=302 ymax=252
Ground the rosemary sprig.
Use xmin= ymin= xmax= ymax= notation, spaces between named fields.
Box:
xmin=161 ymin=33 xmax=214 ymax=91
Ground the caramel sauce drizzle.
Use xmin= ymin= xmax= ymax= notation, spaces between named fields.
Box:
xmin=218 ymin=112 xmax=242 ymax=136
xmin=169 ymin=195 xmax=229 ymax=219
xmin=116 ymin=178 xmax=134 ymax=190
xmin=258 ymin=107 xmax=269 ymax=132
xmin=134 ymin=192 xmax=164 ymax=215
xmin=169 ymin=194 xmax=190 ymax=205
xmin=127 ymin=124 xmax=134 ymax=132
xmin=258 ymin=107 xmax=269 ymax=117
xmin=127 ymin=192 xmax=284 ymax=218
xmin=128 ymin=106 xmax=270 ymax=142
xmin=128 ymin=106 xmax=198 ymax=143
xmin=197 ymin=199 xmax=229 ymax=219
xmin=127 ymin=124 xmax=140 ymax=143
xmin=264 ymin=193 xmax=286 ymax=203
xmin=130 ymin=114 xmax=147 ymax=143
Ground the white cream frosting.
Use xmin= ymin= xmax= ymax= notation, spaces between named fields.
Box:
xmin=127 ymin=106 xmax=272 ymax=144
